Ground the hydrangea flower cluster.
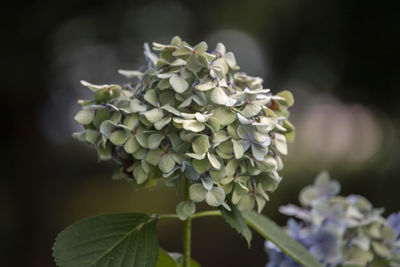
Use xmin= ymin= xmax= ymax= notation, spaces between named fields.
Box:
xmin=265 ymin=171 xmax=400 ymax=267
xmin=72 ymin=36 xmax=294 ymax=217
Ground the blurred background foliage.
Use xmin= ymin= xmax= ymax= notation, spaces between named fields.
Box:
xmin=2 ymin=0 xmax=399 ymax=266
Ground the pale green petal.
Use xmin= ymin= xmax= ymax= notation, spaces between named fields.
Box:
xmin=182 ymin=120 xmax=205 ymax=132
xmin=123 ymin=114 xmax=139 ymax=130
xmin=193 ymin=41 xmax=208 ymax=53
xmin=186 ymin=55 xmax=203 ymax=73
xmin=195 ymin=80 xmax=217 ymax=91
xmin=148 ymin=133 xmax=164 ymax=150
xmin=144 ymin=108 xmax=164 ymax=123
xmin=205 ymin=187 xmax=225 ymax=206
xmin=192 ymin=135 xmax=209 ymax=154
xmin=145 ymin=149 xmax=163 ymax=166
xmin=210 ymin=87 xmax=230 ymax=105
xmin=277 ymin=90 xmax=295 ymax=107
xmin=154 ymin=116 xmax=171 ymax=130
xmin=74 ymin=109 xmax=95 ymax=125
xmin=133 ymin=165 xmax=148 ymax=184
xmin=124 ymin=135 xmax=140 ymax=153
xmin=192 ymin=158 xmax=211 ymax=174
xmin=159 ymin=154 xmax=175 ymax=173
xmin=130 ymin=99 xmax=147 ymax=113
xmin=237 ymin=195 xmax=255 ymax=211
xmin=169 ymin=75 xmax=189 ymax=94
xmin=109 ymin=130 xmax=130 ymax=145
xmin=213 ymin=107 xmax=236 ymax=126
xmin=144 ymin=89 xmax=158 ymax=106
xmin=85 ymin=129 xmax=100 ymax=144
xmin=274 ymin=133 xmax=287 ymax=155
xmin=185 ymin=153 xmax=206 ymax=160
xmin=176 ymin=201 xmax=196 ymax=221
xmin=232 ymin=139 xmax=244 ymax=159
xmin=189 ymin=184 xmax=207 ymax=202
xmin=224 ymin=52 xmax=238 ymax=69
xmin=207 ymin=152 xmax=221 ymax=169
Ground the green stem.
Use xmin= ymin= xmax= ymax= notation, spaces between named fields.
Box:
xmin=183 ymin=178 xmax=191 ymax=267
xmin=191 ymin=210 xmax=221 ymax=219
xmin=158 ymin=210 xmax=221 ymax=221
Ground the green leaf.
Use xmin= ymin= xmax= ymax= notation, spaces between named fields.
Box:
xmin=243 ymin=211 xmax=323 ymax=267
xmin=156 ymin=249 xmax=177 ymax=267
xmin=52 ymin=213 xmax=159 ymax=267
xmin=205 ymin=187 xmax=225 ymax=206
xmin=157 ymin=249 xmax=201 ymax=267
xmin=220 ymin=205 xmax=252 ymax=247
xmin=74 ymin=109 xmax=95 ymax=125
xmin=192 ymin=135 xmax=209 ymax=154
xmin=176 ymin=201 xmax=196 ymax=221
xmin=169 ymin=75 xmax=189 ymax=94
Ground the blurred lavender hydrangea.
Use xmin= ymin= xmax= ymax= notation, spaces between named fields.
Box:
xmin=265 ymin=171 xmax=400 ymax=267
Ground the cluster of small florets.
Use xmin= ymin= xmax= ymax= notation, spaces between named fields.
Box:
xmin=73 ymin=36 xmax=294 ymax=217
xmin=265 ymin=171 xmax=400 ymax=267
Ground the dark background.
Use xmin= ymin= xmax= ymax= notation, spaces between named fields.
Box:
xmin=2 ymin=0 xmax=400 ymax=266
